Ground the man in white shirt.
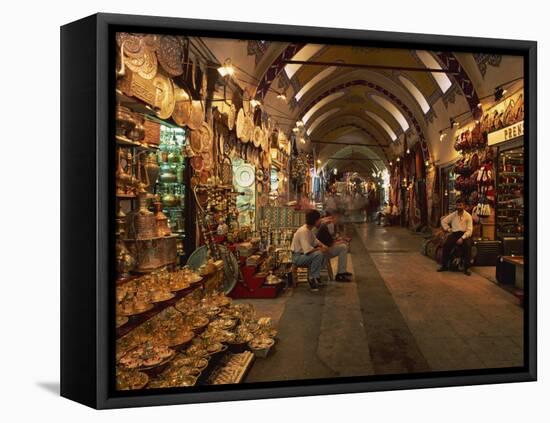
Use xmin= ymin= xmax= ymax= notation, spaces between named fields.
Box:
xmin=291 ymin=209 xmax=328 ymax=291
xmin=438 ymin=198 xmax=474 ymax=276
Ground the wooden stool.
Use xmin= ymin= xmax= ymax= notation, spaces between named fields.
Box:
xmin=291 ymin=264 xmax=309 ymax=286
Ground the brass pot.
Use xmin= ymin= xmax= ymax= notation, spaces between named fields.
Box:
xmin=143 ymin=153 xmax=159 ymax=193
xmin=116 ymin=240 xmax=136 ymax=277
xmin=127 ymin=114 xmax=145 ymax=141
xmin=162 ymin=193 xmax=178 ymax=207
xmin=116 ymin=105 xmax=136 ymax=137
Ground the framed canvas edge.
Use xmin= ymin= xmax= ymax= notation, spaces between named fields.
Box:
xmin=64 ymin=12 xmax=537 ymax=409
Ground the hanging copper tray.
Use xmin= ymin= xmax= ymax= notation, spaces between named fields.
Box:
xmin=226 ymin=103 xmax=236 ymax=130
xmin=152 ymin=74 xmax=175 ymax=119
xmin=253 ymin=126 xmax=262 ymax=148
xmin=157 ymin=35 xmax=184 ymax=76
xmin=116 ymin=33 xmax=144 ymax=57
xmin=125 ymin=47 xmax=158 ymax=80
xmin=191 ymin=155 xmax=204 ymax=172
xmin=246 ymin=115 xmax=255 ymax=143
xmin=200 ymin=122 xmax=213 ymax=153
xmin=189 ymin=101 xmax=204 ymax=131
xmin=201 ymin=151 xmax=213 ymax=170
xmin=236 ymin=108 xmax=246 ymax=141
xmin=199 ymin=170 xmax=211 ymax=185
xmin=143 ymin=34 xmax=160 ymax=51
xmin=172 ymin=98 xmax=192 ymax=127
xmin=260 ymin=128 xmax=269 ymax=152
xmin=189 ymin=130 xmax=203 ymax=155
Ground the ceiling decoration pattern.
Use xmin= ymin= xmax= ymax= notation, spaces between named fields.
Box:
xmin=246 ymin=40 xmax=271 ymax=64
xmin=301 ymin=80 xmax=431 ymax=162
xmin=255 ymin=42 xmax=306 ymax=99
xmin=473 ymin=53 xmax=502 ymax=78
xmin=434 ymin=51 xmax=481 ymax=116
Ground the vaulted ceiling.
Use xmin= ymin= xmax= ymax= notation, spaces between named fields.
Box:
xmin=202 ymin=38 xmax=524 ymax=177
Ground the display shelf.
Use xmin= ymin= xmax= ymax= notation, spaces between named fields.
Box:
xmin=116 ymin=282 xmax=204 ymax=339
xmin=116 ymin=134 xmax=159 ymax=150
xmin=123 ymin=234 xmax=179 ymax=242
xmin=117 ymin=193 xmax=137 ymax=199
xmin=496 ymin=146 xmax=524 ymax=241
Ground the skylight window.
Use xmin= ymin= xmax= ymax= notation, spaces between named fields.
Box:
xmin=302 ymin=92 xmax=345 ymax=124
xmin=306 ymin=108 xmax=341 ymax=136
xmin=284 ymin=44 xmax=324 ymax=79
xmin=416 ymin=51 xmax=452 ymax=93
xmin=365 ymin=111 xmax=397 ymax=141
xmin=398 ymin=75 xmax=430 ymax=114
xmin=370 ymin=95 xmax=409 ymax=131
xmin=295 ymin=67 xmax=337 ymax=102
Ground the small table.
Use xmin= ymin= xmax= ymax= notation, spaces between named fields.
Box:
xmin=502 ymin=256 xmax=524 ymax=291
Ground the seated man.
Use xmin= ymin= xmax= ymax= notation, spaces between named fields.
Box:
xmin=316 ymin=212 xmax=353 ymax=282
xmin=291 ymin=209 xmax=329 ymax=291
xmin=437 ymin=198 xmax=473 ymax=276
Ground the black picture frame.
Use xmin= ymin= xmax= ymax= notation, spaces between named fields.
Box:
xmin=60 ymin=12 xmax=537 ymax=409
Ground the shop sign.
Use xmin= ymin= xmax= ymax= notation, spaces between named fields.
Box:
xmin=488 ymin=120 xmax=524 ymax=146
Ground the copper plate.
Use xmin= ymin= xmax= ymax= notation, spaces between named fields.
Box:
xmin=191 ymin=155 xmax=204 ymax=172
xmin=189 ymin=101 xmax=204 ymax=131
xmin=236 ymin=108 xmax=245 ymax=141
xmin=245 ymin=115 xmax=255 ymax=143
xmin=200 ymin=122 xmax=213 ymax=153
xmin=152 ymin=74 xmax=175 ymax=119
xmin=253 ymin=126 xmax=262 ymax=148
xmin=189 ymin=130 xmax=203 ymax=155
xmin=116 ymin=33 xmax=144 ymax=57
xmin=199 ymin=170 xmax=210 ymax=184
xmin=172 ymin=99 xmax=192 ymax=127
xmin=226 ymin=103 xmax=236 ymax=130
xmin=260 ymin=128 xmax=269 ymax=152
xmin=201 ymin=151 xmax=213 ymax=170
xmin=143 ymin=34 xmax=160 ymax=51
xmin=157 ymin=35 xmax=184 ymax=76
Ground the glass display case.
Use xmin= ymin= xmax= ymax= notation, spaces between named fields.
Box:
xmin=155 ymin=125 xmax=189 ymax=261
xmin=496 ymin=146 xmax=524 ymax=238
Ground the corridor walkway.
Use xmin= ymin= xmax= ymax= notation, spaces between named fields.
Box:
xmin=242 ymin=223 xmax=524 ymax=383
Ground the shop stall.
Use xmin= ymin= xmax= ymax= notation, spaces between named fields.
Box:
xmin=113 ymin=32 xmax=295 ymax=391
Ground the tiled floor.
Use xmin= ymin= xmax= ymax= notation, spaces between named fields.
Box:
xmin=241 ymin=223 xmax=524 ymax=383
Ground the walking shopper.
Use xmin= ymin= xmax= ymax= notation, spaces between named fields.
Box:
xmin=291 ymin=209 xmax=329 ymax=291
xmin=437 ymin=198 xmax=474 ymax=276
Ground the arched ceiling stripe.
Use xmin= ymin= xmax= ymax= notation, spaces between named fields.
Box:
xmin=398 ymin=75 xmax=430 ymax=113
xmin=301 ymin=80 xmax=431 ymax=161
xmin=370 ymin=94 xmax=410 ymax=131
xmin=255 ymin=43 xmax=305 ymax=99
xmin=295 ymin=66 xmax=337 ymax=102
xmin=306 ymin=108 xmax=341 ymax=136
xmin=365 ymin=111 xmax=398 ymax=141
xmin=303 ymin=92 xmax=345 ymax=124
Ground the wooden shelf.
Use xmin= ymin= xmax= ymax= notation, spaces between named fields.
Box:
xmin=116 ymin=134 xmax=159 ymax=150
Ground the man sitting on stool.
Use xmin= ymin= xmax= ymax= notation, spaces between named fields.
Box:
xmin=316 ymin=212 xmax=353 ymax=282
xmin=291 ymin=209 xmax=329 ymax=291
xmin=437 ymin=198 xmax=473 ymax=276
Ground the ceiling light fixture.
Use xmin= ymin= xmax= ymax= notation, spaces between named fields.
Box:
xmin=292 ymin=127 xmax=299 ymax=133
xmin=494 ymin=86 xmax=505 ymax=101
xmin=277 ymin=93 xmax=287 ymax=101
xmin=250 ymin=99 xmax=261 ymax=108
xmin=296 ymin=120 xmax=304 ymax=127
xmin=217 ymin=58 xmax=235 ymax=77
xmin=300 ymin=137 xmax=306 ymax=144
xmin=396 ymin=157 xmax=401 ymax=162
